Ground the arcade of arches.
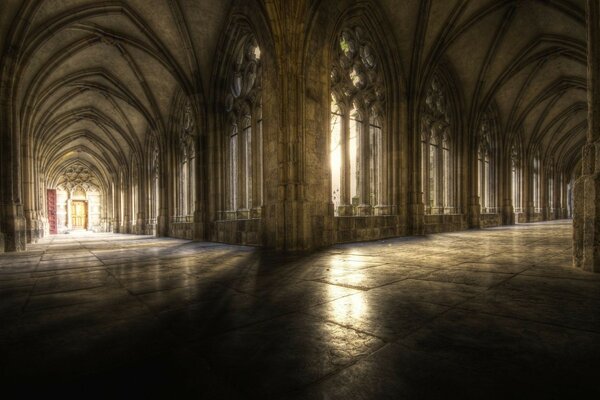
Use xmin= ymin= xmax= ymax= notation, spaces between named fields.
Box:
xmin=1 ymin=0 xmax=598 ymax=272
xmin=3 ymin=0 xmax=600 ymax=397
xmin=2 ymin=0 xmax=600 ymax=272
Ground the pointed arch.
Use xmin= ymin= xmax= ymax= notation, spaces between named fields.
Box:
xmin=420 ymin=62 xmax=462 ymax=215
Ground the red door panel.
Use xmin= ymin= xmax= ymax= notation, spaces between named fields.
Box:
xmin=47 ymin=189 xmax=57 ymax=234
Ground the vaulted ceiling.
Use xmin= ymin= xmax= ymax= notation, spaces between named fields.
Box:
xmin=0 ymin=0 xmax=588 ymax=184
xmin=380 ymin=0 xmax=586 ymax=173
xmin=0 ymin=0 xmax=232 ymax=185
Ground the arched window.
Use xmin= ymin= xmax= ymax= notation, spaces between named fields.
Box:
xmin=150 ymin=140 xmax=159 ymax=224
xmin=330 ymin=26 xmax=385 ymax=216
xmin=478 ymin=116 xmax=493 ymax=213
xmin=224 ymin=35 xmax=262 ymax=219
xmin=511 ymin=141 xmax=522 ymax=213
xmin=547 ymin=166 xmax=554 ymax=211
xmin=177 ymin=102 xmax=196 ymax=222
xmin=119 ymin=169 xmax=126 ymax=228
xmin=421 ymin=74 xmax=454 ymax=214
xmin=532 ymin=154 xmax=540 ymax=212
xmin=131 ymin=162 xmax=138 ymax=228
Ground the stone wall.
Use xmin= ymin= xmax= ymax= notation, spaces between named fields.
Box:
xmin=212 ymin=219 xmax=261 ymax=246
xmin=480 ymin=213 xmax=502 ymax=228
xmin=334 ymin=216 xmax=400 ymax=243
xmin=170 ymin=222 xmax=194 ymax=240
xmin=528 ymin=213 xmax=545 ymax=223
xmin=424 ymin=214 xmax=467 ymax=234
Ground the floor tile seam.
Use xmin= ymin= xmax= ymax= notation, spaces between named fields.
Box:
xmin=296 ymin=309 xmax=389 ymax=342
xmin=215 ymin=282 xmax=263 ymax=298
xmin=19 ymin=278 xmax=39 ymax=316
xmin=28 ymin=282 xmax=111 ymax=297
xmin=276 ymin=342 xmax=394 ymax=399
xmin=407 ymin=274 xmax=515 ymax=289
xmin=519 ymin=272 xmax=600 ymax=283
xmin=103 ymin=265 xmax=157 ymax=313
xmin=441 ymin=266 xmax=521 ymax=275
xmin=484 ymin=287 xmax=600 ymax=302
xmin=306 ymin=272 xmax=439 ymax=291
xmin=218 ymin=277 xmax=310 ymax=298
xmin=449 ymin=305 xmax=600 ymax=335
xmin=21 ymin=297 xmax=102 ymax=313
xmin=431 ymin=269 xmax=529 ymax=310
xmin=387 ymin=299 xmax=475 ymax=345
xmin=302 ymin=278 xmax=372 ymax=291
xmin=484 ymin=266 xmax=600 ymax=300
xmin=478 ymin=265 xmax=534 ymax=293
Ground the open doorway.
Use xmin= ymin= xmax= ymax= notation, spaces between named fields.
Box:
xmin=71 ymin=200 xmax=88 ymax=230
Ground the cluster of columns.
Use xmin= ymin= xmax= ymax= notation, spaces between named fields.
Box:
xmin=573 ymin=0 xmax=600 ymax=273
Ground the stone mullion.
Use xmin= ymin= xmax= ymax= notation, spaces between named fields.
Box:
xmin=436 ymin=145 xmax=443 ymax=212
xmin=381 ymin=119 xmax=389 ymax=213
xmin=138 ymin=161 xmax=147 ymax=234
xmin=501 ymin=152 xmax=513 ymax=225
xmin=540 ymin=165 xmax=546 ymax=218
xmin=237 ymin=119 xmax=247 ymax=214
xmin=22 ymin=136 xmax=35 ymax=242
xmin=113 ymin=178 xmax=120 ymax=232
xmin=340 ymin=112 xmax=351 ymax=215
xmin=422 ymin=139 xmax=429 ymax=214
xmin=358 ymin=117 xmax=371 ymax=215
xmin=523 ymin=158 xmax=533 ymax=221
xmin=157 ymin=139 xmax=170 ymax=237
xmin=125 ymin=173 xmax=132 ymax=233
xmin=251 ymin=107 xmax=261 ymax=217
xmin=224 ymin=132 xmax=231 ymax=214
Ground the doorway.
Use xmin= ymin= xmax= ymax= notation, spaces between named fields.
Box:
xmin=71 ymin=200 xmax=88 ymax=229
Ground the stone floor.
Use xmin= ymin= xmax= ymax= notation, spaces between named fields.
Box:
xmin=1 ymin=220 xmax=600 ymax=398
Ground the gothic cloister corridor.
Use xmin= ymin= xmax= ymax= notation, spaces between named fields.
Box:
xmin=2 ymin=0 xmax=600 ymax=397
xmin=1 ymin=220 xmax=599 ymax=398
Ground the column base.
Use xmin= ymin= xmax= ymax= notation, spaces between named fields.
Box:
xmin=337 ymin=205 xmax=353 ymax=217
xmin=356 ymin=204 xmax=372 ymax=216
xmin=573 ymin=172 xmax=600 ymax=273
xmin=467 ymin=203 xmax=481 ymax=229
xmin=1 ymin=202 xmax=27 ymax=252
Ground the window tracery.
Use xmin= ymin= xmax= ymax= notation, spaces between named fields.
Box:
xmin=532 ymin=153 xmax=541 ymax=212
xmin=224 ymin=34 xmax=262 ymax=219
xmin=57 ymin=162 xmax=101 ymax=193
xmin=176 ymin=101 xmax=196 ymax=222
xmin=330 ymin=26 xmax=385 ymax=216
xmin=150 ymin=140 xmax=160 ymax=223
xmin=511 ymin=140 xmax=522 ymax=213
xmin=421 ymin=73 xmax=454 ymax=214
xmin=547 ymin=163 xmax=554 ymax=211
xmin=478 ymin=114 xmax=494 ymax=213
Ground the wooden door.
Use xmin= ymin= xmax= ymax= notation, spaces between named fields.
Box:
xmin=47 ymin=189 xmax=57 ymax=234
xmin=71 ymin=200 xmax=88 ymax=229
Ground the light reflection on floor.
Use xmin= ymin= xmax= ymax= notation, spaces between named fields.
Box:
xmin=1 ymin=220 xmax=600 ymax=398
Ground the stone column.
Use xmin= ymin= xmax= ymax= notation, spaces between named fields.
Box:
xmin=357 ymin=118 xmax=372 ymax=215
xmin=338 ymin=113 xmax=352 ymax=216
xmin=262 ymin=0 xmax=323 ymax=250
xmin=467 ymin=136 xmax=481 ymax=228
xmin=574 ymin=0 xmax=600 ymax=272
xmin=523 ymin=159 xmax=534 ymax=222
xmin=0 ymin=46 xmax=27 ymax=251
xmin=502 ymin=152 xmax=515 ymax=225
xmin=157 ymin=144 xmax=169 ymax=237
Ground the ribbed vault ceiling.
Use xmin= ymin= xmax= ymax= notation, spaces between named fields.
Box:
xmin=381 ymin=0 xmax=586 ymax=173
xmin=0 ymin=0 xmax=588 ymax=183
xmin=0 ymin=0 xmax=231 ymax=186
